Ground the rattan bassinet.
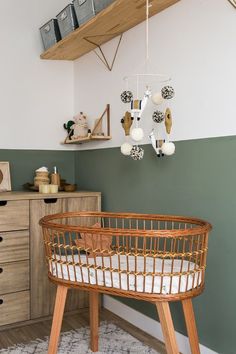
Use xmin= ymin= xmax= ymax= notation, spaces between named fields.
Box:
xmin=40 ymin=211 xmax=212 ymax=354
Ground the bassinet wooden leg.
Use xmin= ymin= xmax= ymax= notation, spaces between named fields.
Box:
xmin=48 ymin=285 xmax=68 ymax=354
xmin=89 ymin=291 xmax=99 ymax=352
xmin=156 ymin=302 xmax=179 ymax=354
xmin=182 ymin=299 xmax=200 ymax=354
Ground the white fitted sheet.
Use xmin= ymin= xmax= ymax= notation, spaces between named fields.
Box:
xmin=50 ymin=254 xmax=202 ymax=295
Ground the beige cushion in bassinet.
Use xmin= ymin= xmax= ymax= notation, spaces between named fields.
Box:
xmin=50 ymin=254 xmax=202 ymax=295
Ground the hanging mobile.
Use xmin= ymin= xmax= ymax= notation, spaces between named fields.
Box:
xmin=119 ymin=0 xmax=176 ymax=160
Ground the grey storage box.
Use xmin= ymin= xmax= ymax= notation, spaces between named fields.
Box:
xmin=40 ymin=19 xmax=61 ymax=51
xmin=56 ymin=4 xmax=78 ymax=39
xmin=94 ymin=0 xmax=115 ymax=13
xmin=73 ymin=0 xmax=115 ymax=26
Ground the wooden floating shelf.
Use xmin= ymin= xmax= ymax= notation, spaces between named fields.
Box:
xmin=41 ymin=0 xmax=180 ymax=61
xmin=63 ymin=104 xmax=111 ymax=145
xmin=64 ymin=135 xmax=112 ymax=144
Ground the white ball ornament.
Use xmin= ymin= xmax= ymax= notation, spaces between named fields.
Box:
xmin=161 ymin=142 xmax=175 ymax=156
xmin=130 ymin=127 xmax=144 ymax=142
xmin=151 ymin=92 xmax=164 ymax=105
xmin=121 ymin=142 xmax=133 ymax=156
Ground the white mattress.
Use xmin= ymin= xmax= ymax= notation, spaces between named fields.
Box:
xmin=50 ymin=254 xmax=202 ymax=295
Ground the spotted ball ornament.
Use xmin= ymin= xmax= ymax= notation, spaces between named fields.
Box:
xmin=121 ymin=142 xmax=133 ymax=156
xmin=120 ymin=90 xmax=133 ymax=103
xmin=130 ymin=127 xmax=144 ymax=142
xmin=130 ymin=146 xmax=144 ymax=161
xmin=161 ymin=86 xmax=175 ymax=100
xmin=152 ymin=110 xmax=165 ymax=123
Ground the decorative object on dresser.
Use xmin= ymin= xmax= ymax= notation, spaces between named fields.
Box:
xmin=34 ymin=166 xmax=49 ymax=187
xmin=63 ymin=104 xmax=111 ymax=145
xmin=50 ymin=166 xmax=60 ymax=186
xmin=0 ymin=191 xmax=101 ymax=328
xmin=0 ymin=162 xmax=11 ymax=192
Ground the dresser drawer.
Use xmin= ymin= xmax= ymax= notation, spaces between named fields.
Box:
xmin=0 ymin=290 xmax=30 ymax=326
xmin=0 ymin=230 xmax=29 ymax=263
xmin=0 ymin=260 xmax=29 ymax=295
xmin=0 ymin=200 xmax=29 ymax=232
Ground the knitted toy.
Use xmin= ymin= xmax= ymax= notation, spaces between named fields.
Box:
xmin=75 ymin=223 xmax=112 ymax=257
xmin=72 ymin=112 xmax=89 ymax=139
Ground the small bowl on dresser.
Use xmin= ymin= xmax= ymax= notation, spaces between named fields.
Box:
xmin=64 ymin=184 xmax=77 ymax=192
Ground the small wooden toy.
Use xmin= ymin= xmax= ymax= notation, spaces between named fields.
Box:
xmin=161 ymin=86 xmax=175 ymax=100
xmin=93 ymin=117 xmax=104 ymax=136
xmin=121 ymin=111 xmax=133 ymax=136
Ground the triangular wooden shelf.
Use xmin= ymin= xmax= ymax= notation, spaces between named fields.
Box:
xmin=41 ymin=0 xmax=180 ymax=61
xmin=63 ymin=104 xmax=111 ymax=145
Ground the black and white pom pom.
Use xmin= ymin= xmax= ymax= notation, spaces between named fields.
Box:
xmin=120 ymin=91 xmax=133 ymax=103
xmin=130 ymin=146 xmax=144 ymax=161
xmin=161 ymin=86 xmax=175 ymax=100
xmin=152 ymin=110 xmax=165 ymax=123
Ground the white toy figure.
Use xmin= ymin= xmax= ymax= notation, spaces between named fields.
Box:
xmin=72 ymin=112 xmax=89 ymax=139
xmin=148 ymin=130 xmax=162 ymax=157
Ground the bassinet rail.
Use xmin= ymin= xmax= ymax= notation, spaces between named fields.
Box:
xmin=39 ymin=211 xmax=212 ymax=354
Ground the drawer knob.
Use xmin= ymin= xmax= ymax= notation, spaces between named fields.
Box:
xmin=0 ymin=237 xmax=3 ymax=242
xmin=0 ymin=299 xmax=3 ymax=305
xmin=0 ymin=201 xmax=7 ymax=207
xmin=0 ymin=268 xmax=2 ymax=274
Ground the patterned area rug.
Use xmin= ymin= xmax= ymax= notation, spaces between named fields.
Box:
xmin=0 ymin=322 xmax=159 ymax=354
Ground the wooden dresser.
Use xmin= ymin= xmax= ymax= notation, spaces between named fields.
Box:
xmin=0 ymin=191 xmax=101 ymax=328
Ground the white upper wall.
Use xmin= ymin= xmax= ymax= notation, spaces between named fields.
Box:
xmin=1 ymin=0 xmax=235 ymax=151
xmin=0 ymin=0 xmax=74 ymax=150
xmin=74 ymin=0 xmax=236 ymax=150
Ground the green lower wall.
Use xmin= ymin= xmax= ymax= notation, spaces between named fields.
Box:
xmin=1 ymin=139 xmax=235 ymax=353
xmin=0 ymin=150 xmax=75 ymax=191
xmin=75 ymin=136 xmax=236 ymax=354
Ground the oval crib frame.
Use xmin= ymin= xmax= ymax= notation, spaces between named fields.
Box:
xmin=40 ymin=211 xmax=212 ymax=354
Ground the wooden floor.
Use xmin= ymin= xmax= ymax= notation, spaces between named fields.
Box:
xmin=0 ymin=308 xmax=167 ymax=353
